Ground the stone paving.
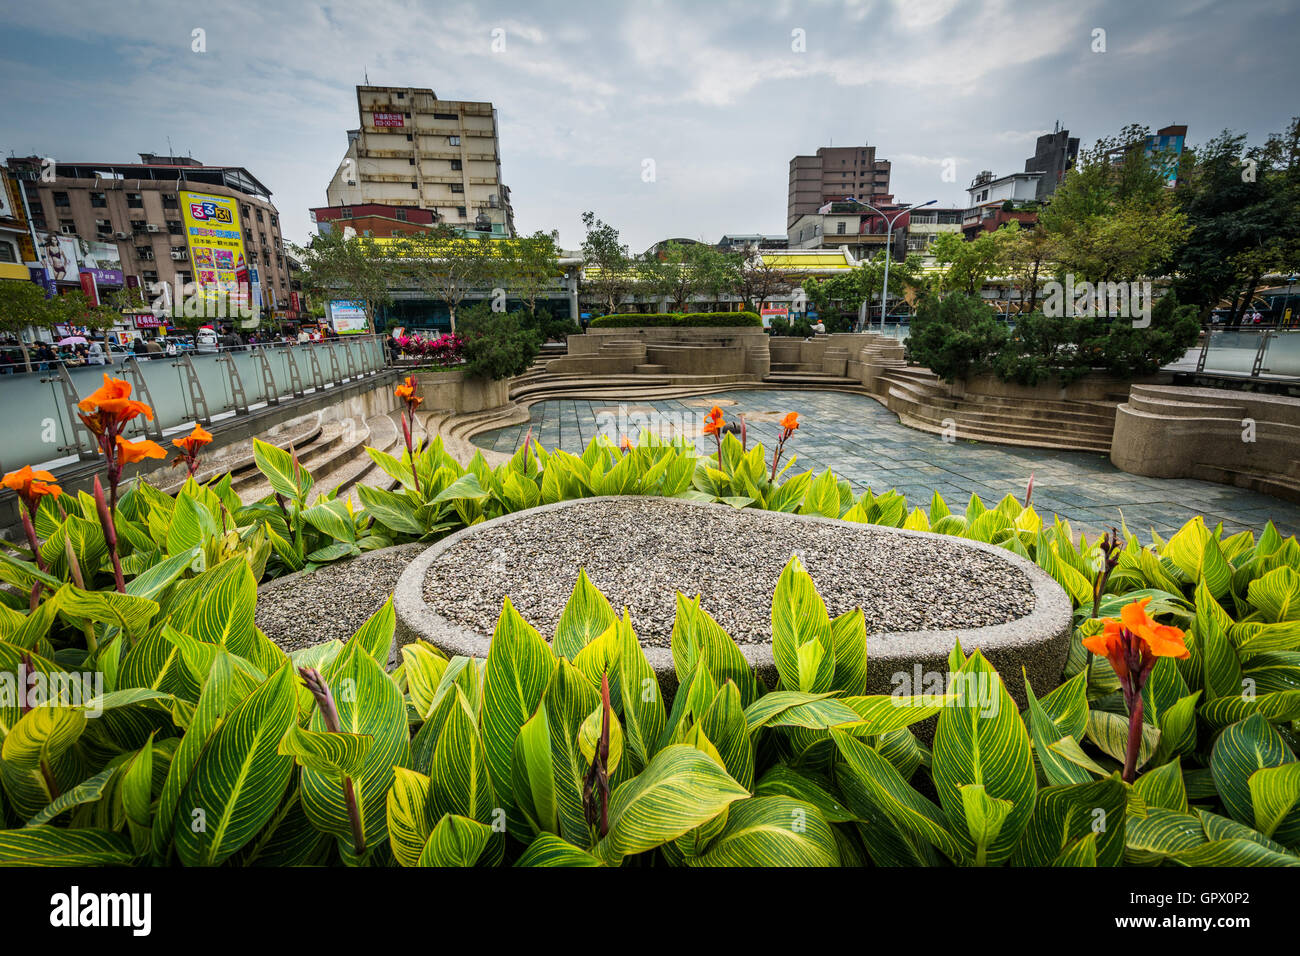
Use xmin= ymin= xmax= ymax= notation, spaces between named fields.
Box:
xmin=472 ymin=389 xmax=1300 ymax=541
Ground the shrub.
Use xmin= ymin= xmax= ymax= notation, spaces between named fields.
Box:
xmin=905 ymin=293 xmax=1009 ymax=382
xmin=908 ymin=292 xmax=1200 ymax=385
xmin=458 ymin=306 xmax=541 ymax=380
xmin=588 ymin=311 xmax=762 ymax=329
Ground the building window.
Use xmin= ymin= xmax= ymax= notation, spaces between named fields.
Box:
xmin=0 ymin=242 xmax=16 ymax=263
xmin=395 ymin=208 xmax=407 ymax=221
xmin=434 ymin=112 xmax=458 ymax=120
xmin=255 ymin=209 xmax=263 ymax=223
xmin=60 ymin=221 xmax=76 ymax=235
xmin=405 ymin=133 xmax=413 ymax=141
xmin=176 ymin=271 xmax=190 ymax=285
xmin=127 ymin=193 xmax=143 ymax=208
xmin=142 ymin=270 xmax=158 ymax=283
xmin=448 ymin=135 xmax=460 ymax=146
xmin=836 ymin=222 xmax=845 ymax=234
xmin=167 ymin=220 xmax=183 ymax=234
xmin=53 ymin=191 xmax=70 ymax=207
xmin=96 ymin=219 xmax=113 ymax=236
xmin=395 ymin=91 xmax=405 ymax=99
xmin=162 ymin=195 xmax=178 ymax=208
xmin=411 ymin=182 xmax=419 ymax=189
xmin=450 ymin=183 xmax=464 ymax=193
xmin=456 ymin=206 xmax=467 ymax=218
xmin=90 ymin=192 xmax=107 ymax=207
xmin=270 ymin=215 xmax=278 ymax=229
xmin=408 ymin=158 xmax=415 ymax=165
xmin=450 ymin=159 xmax=462 ymax=170
xmin=339 ymin=207 xmax=352 ymax=218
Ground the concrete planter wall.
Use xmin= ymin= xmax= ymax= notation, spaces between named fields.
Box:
xmin=412 ymin=367 xmax=510 ymax=414
xmin=548 ymin=326 xmax=771 ymax=379
xmin=954 ymin=371 xmax=1170 ymax=402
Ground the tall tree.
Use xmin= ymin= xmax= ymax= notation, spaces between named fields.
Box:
xmin=506 ymin=229 xmax=562 ymax=317
xmin=579 ymin=211 xmax=637 ymax=316
xmin=1039 ymin=125 xmax=1190 ymax=283
xmin=397 ymin=226 xmax=506 ymax=334
xmin=293 ymin=230 xmax=396 ymax=334
xmin=0 ymin=280 xmax=52 ymax=371
xmin=731 ymin=252 xmax=792 ymax=315
xmin=641 ymin=241 xmax=738 ymax=312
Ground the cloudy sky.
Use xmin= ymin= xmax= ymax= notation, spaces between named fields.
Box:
xmin=2 ymin=0 xmax=1296 ymax=252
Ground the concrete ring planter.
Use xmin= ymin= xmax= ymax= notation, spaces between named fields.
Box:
xmin=392 ymin=497 xmax=1073 ymax=711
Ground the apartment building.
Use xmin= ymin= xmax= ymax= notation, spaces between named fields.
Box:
xmin=6 ymin=153 xmax=292 ymax=315
xmin=1023 ymin=125 xmax=1080 ymax=201
xmin=325 ymin=85 xmax=515 ymax=237
xmin=787 ymin=144 xmax=892 ymax=229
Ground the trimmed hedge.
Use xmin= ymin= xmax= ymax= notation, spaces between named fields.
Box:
xmin=589 ymin=311 xmax=763 ymax=329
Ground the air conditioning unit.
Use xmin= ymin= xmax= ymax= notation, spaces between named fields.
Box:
xmin=170 ymin=251 xmax=187 ymax=261
xmin=145 ymin=224 xmax=162 ymax=233
xmin=114 ymin=231 xmax=130 ymax=240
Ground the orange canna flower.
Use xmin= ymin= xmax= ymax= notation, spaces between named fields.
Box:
xmin=1083 ymin=597 xmax=1188 ymax=682
xmin=173 ymin=423 xmax=214 ymax=453
xmin=77 ymin=375 xmax=154 ymax=434
xmin=780 ymin=412 xmax=800 ymax=432
xmin=703 ymin=405 xmax=725 ymax=436
xmin=3 ymin=465 xmax=62 ymax=508
xmin=395 ymin=376 xmax=423 ymax=407
xmin=116 ymin=436 xmax=167 ymax=467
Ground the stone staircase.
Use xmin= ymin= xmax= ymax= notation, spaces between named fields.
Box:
xmin=878 ymin=367 xmax=1118 ymax=453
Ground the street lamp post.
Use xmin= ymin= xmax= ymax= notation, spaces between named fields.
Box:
xmin=844 ymin=197 xmax=936 ymax=332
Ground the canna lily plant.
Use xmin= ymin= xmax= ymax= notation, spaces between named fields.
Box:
xmin=171 ymin=423 xmax=213 ymax=478
xmin=395 ymin=375 xmax=424 ymax=496
xmin=1084 ymin=597 xmax=1189 ymax=783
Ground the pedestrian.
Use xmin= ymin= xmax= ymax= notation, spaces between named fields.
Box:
xmin=87 ymin=341 xmax=105 ymax=366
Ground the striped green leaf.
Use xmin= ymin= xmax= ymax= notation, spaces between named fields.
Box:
xmin=553 ymin=569 xmax=616 ymax=660
xmin=253 ymin=438 xmax=313 ymax=501
xmin=429 ymin=686 xmax=495 ymax=826
xmin=831 ymin=728 xmax=963 ymax=864
xmin=613 ymin=612 xmax=665 ymax=772
xmin=692 ymin=796 xmax=839 ymax=866
xmin=669 ymin=594 xmax=759 ymax=706
xmin=1012 ymin=773 xmax=1127 ymax=867
xmin=172 ymin=663 xmax=297 ymax=866
xmin=1133 ymin=757 xmax=1189 ymax=813
xmin=771 ymin=555 xmax=835 ymax=693
xmin=836 ymin=694 xmax=953 ymax=736
xmin=515 ymin=832 xmax=602 ymax=866
xmin=417 ymin=813 xmax=492 ymax=867
xmin=932 ymin=651 xmax=1036 ymax=865
xmin=1248 ymin=762 xmax=1300 ymax=841
xmin=386 ymin=767 xmax=435 ymax=867
xmin=829 ymin=609 xmax=869 ymax=696
xmin=697 ymin=682 xmax=754 ymax=791
xmin=594 ymin=744 xmax=750 ymax=866
xmin=483 ymin=595 xmax=556 ymax=817
xmin=1211 ymin=714 xmax=1294 ymax=833
xmin=0 ymin=826 xmax=133 ymax=866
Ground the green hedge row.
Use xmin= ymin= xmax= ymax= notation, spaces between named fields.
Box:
xmin=589 ymin=311 xmax=763 ymax=329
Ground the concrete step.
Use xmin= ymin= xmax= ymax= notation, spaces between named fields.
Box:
xmin=635 ymin=364 xmax=668 ymax=374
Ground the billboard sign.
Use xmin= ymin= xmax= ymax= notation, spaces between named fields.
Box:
xmin=38 ymin=233 xmax=81 ymax=283
xmin=79 ymin=270 xmax=99 ymax=305
xmin=328 ymin=300 xmax=369 ymax=334
xmin=179 ymin=190 xmax=252 ymax=313
xmin=80 ymin=240 xmax=124 ymax=285
xmin=372 ymin=112 xmax=405 ymax=127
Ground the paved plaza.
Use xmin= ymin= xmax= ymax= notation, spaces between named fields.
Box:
xmin=473 ymin=388 xmax=1300 ymax=541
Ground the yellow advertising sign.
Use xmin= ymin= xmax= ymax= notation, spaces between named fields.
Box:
xmin=179 ymin=190 xmax=252 ymax=312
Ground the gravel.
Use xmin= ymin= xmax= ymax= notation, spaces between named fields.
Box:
xmin=421 ymin=498 xmax=1036 ymax=647
xmin=257 ymin=543 xmax=426 ymax=653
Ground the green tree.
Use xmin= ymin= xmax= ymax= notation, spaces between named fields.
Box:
xmin=0 ymin=280 xmax=53 ymax=371
xmin=730 ymin=252 xmax=792 ymax=316
xmin=1039 ymin=125 xmax=1191 ymax=283
xmin=398 ymin=226 xmax=508 ymax=334
xmin=580 ymin=211 xmax=637 ymax=316
xmin=506 ymin=229 xmax=562 ymax=317
xmin=293 ymin=230 xmax=396 ymax=334
xmin=641 ymin=241 xmax=738 ymax=312
xmin=930 ymin=229 xmax=1015 ymax=298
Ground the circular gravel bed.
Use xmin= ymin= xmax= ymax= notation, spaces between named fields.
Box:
xmin=421 ymin=498 xmax=1035 ymax=646
xmin=394 ymin=497 xmax=1073 ymax=709
xmin=257 ymin=543 xmax=426 ymax=654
